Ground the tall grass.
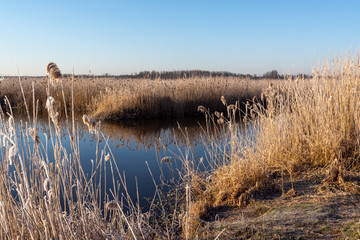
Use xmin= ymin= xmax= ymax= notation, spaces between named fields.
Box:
xmin=0 ymin=76 xmax=277 ymax=120
xmin=5 ymin=54 xmax=359 ymax=238
xmin=0 ymin=72 xmax=275 ymax=238
xmin=0 ymin=76 xmax=189 ymax=239
xmin=188 ymin=54 xmax=360 ymax=228
xmin=90 ymin=77 xmax=275 ymax=120
xmin=0 ymin=76 xmax=100 ymax=115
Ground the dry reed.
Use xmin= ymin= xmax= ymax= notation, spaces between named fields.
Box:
xmin=0 ymin=66 xmax=189 ymax=239
xmin=82 ymin=114 xmax=100 ymax=134
xmin=89 ymin=77 xmax=276 ymax=120
xmin=0 ymin=76 xmax=276 ymax=121
xmin=46 ymin=62 xmax=62 ymax=86
xmin=184 ymin=53 xmax=360 ymax=231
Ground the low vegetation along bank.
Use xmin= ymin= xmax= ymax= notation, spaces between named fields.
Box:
xmin=0 ymin=76 xmax=277 ymax=120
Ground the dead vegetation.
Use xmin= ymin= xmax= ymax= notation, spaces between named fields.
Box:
xmin=0 ymin=76 xmax=276 ymax=120
xmin=198 ymin=172 xmax=360 ymax=239
xmin=183 ymin=54 xmax=360 ymax=238
xmin=3 ymin=53 xmax=360 ymax=238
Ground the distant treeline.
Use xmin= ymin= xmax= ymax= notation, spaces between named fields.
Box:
xmin=10 ymin=70 xmax=311 ymax=80
xmin=70 ymin=70 xmax=311 ymax=80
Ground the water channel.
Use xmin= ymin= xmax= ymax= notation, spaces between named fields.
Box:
xmin=13 ymin=116 xmax=209 ymax=208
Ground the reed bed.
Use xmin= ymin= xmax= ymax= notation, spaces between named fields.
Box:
xmin=0 ymin=76 xmax=101 ymax=115
xmin=186 ymin=54 xmax=360 ymax=232
xmin=90 ymin=77 xmax=276 ymax=120
xmin=0 ymin=76 xmax=277 ymax=120
xmin=0 ymin=75 xmax=191 ymax=239
xmin=0 ymin=72 xmax=275 ymax=238
xmin=5 ymin=54 xmax=358 ymax=238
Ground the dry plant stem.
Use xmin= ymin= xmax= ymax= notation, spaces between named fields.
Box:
xmin=16 ymin=66 xmax=31 ymax=123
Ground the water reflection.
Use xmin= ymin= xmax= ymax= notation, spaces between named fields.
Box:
xmin=98 ymin=117 xmax=205 ymax=150
xmin=22 ymin=116 xmax=207 ymax=207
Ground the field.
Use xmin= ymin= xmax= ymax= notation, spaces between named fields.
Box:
xmin=1 ymin=54 xmax=360 ymax=239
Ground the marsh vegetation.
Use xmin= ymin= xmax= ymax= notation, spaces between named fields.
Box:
xmin=1 ymin=54 xmax=360 ymax=239
xmin=185 ymin=55 xmax=360 ymax=238
xmin=0 ymin=76 xmax=277 ymax=120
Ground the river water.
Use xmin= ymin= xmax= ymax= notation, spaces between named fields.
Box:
xmin=14 ymin=116 xmax=208 ymax=207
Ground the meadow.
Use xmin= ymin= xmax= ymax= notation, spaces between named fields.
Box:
xmin=1 ymin=54 xmax=360 ymax=239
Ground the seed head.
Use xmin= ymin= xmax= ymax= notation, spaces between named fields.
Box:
xmin=46 ymin=62 xmax=62 ymax=86
xmin=82 ymin=114 xmax=100 ymax=134
xmin=220 ymin=96 xmax=227 ymax=106
xmin=105 ymin=200 xmax=118 ymax=210
xmin=161 ymin=156 xmax=171 ymax=164
xmin=217 ymin=118 xmax=225 ymax=124
xmin=45 ymin=97 xmax=60 ymax=130
xmin=197 ymin=105 xmax=206 ymax=113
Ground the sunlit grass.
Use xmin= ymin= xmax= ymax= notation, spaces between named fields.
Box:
xmin=185 ymin=54 xmax=360 ymax=235
xmin=3 ymin=54 xmax=359 ymax=238
xmin=0 ymin=74 xmax=188 ymax=239
xmin=0 ymin=76 xmax=277 ymax=120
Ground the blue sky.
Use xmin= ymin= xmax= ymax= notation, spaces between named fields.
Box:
xmin=1 ymin=0 xmax=359 ymax=76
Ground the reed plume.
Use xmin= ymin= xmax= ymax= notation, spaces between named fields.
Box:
xmin=46 ymin=62 xmax=62 ymax=86
xmin=82 ymin=114 xmax=100 ymax=134
xmin=161 ymin=156 xmax=171 ymax=164
xmin=45 ymin=96 xmax=60 ymax=131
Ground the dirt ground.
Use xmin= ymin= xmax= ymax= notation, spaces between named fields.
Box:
xmin=195 ymin=171 xmax=360 ymax=239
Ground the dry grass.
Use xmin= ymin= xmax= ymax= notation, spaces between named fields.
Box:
xmin=90 ymin=77 xmax=276 ymax=120
xmin=186 ymin=54 xmax=360 ymax=235
xmin=5 ymin=53 xmax=360 ymax=238
xmin=0 ymin=76 xmax=190 ymax=239
xmin=0 ymin=76 xmax=101 ymax=115
xmin=0 ymin=75 xmax=277 ymax=120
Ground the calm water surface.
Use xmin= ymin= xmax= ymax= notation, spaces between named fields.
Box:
xmin=17 ymin=116 xmax=208 ymax=207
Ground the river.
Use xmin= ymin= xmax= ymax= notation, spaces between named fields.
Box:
xmin=13 ymin=115 xmax=208 ymax=208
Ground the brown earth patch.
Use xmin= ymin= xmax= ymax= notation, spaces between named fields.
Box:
xmin=193 ymin=172 xmax=360 ymax=239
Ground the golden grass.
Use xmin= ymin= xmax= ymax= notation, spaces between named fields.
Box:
xmin=0 ymin=80 xmax=189 ymax=239
xmin=90 ymin=77 xmax=276 ymax=120
xmin=0 ymin=76 xmax=101 ymax=115
xmin=0 ymin=76 xmax=277 ymax=121
xmin=187 ymin=54 xmax=360 ymax=227
xmin=4 ymin=53 xmax=359 ymax=238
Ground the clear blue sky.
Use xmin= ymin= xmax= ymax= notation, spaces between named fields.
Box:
xmin=1 ymin=0 xmax=359 ymax=76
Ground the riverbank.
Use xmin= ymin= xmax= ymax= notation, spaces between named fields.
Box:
xmin=0 ymin=76 xmax=278 ymax=120
xmin=196 ymin=171 xmax=360 ymax=239
xmin=184 ymin=55 xmax=360 ymax=239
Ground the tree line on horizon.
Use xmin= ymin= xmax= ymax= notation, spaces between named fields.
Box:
xmin=6 ymin=69 xmax=311 ymax=80
xmin=71 ymin=69 xmax=311 ymax=80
